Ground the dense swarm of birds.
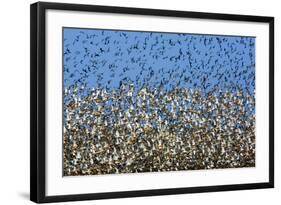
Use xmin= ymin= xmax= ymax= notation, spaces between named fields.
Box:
xmin=63 ymin=84 xmax=255 ymax=176
xmin=63 ymin=28 xmax=256 ymax=176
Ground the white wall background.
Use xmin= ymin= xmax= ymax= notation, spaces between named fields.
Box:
xmin=0 ymin=0 xmax=279 ymax=204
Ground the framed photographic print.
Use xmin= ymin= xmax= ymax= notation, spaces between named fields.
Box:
xmin=30 ymin=2 xmax=274 ymax=203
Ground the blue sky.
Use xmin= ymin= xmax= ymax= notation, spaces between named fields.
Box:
xmin=63 ymin=28 xmax=255 ymax=95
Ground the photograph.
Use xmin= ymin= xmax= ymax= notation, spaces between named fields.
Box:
xmin=63 ymin=28 xmax=256 ymax=176
xmin=30 ymin=2 xmax=274 ymax=203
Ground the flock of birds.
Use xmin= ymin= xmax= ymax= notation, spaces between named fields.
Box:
xmin=63 ymin=28 xmax=256 ymax=176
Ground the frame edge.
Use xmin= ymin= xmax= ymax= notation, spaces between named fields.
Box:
xmin=268 ymin=17 xmax=274 ymax=188
xmin=30 ymin=2 xmax=47 ymax=203
xmin=30 ymin=2 xmax=39 ymax=203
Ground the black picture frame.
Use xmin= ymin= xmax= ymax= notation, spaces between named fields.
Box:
xmin=30 ymin=2 xmax=274 ymax=203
